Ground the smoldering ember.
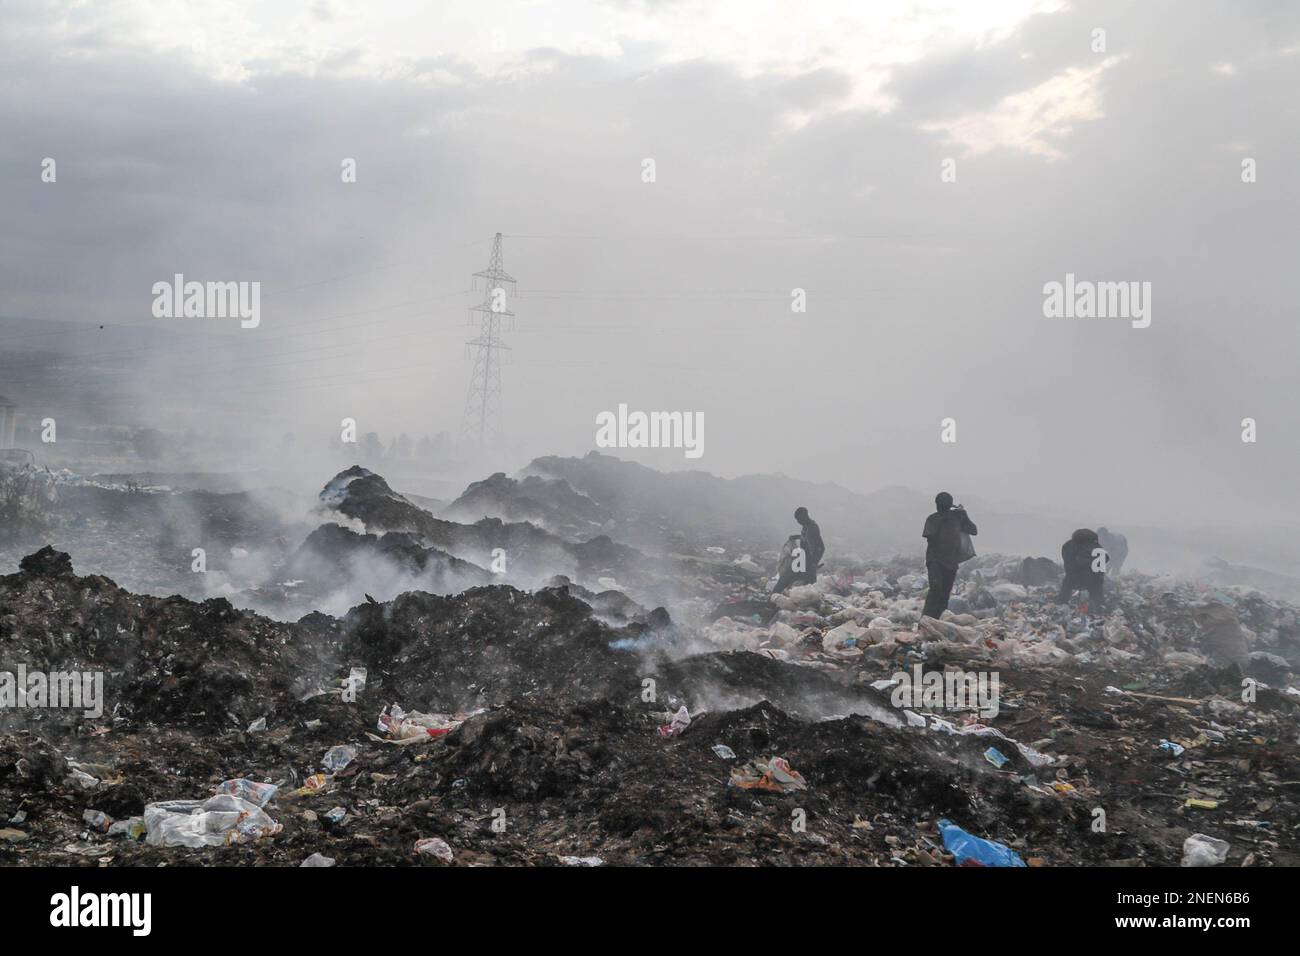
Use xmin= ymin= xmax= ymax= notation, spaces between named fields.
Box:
xmin=0 ymin=454 xmax=1296 ymax=867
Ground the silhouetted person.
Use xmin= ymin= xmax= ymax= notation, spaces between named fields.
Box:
xmin=1097 ymin=527 xmax=1128 ymax=576
xmin=773 ymin=507 xmax=825 ymax=593
xmin=922 ymin=492 xmax=977 ymax=619
xmin=1058 ymin=528 xmax=1106 ymax=614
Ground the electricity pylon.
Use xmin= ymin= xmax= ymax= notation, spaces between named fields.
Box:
xmin=460 ymin=232 xmax=516 ymax=447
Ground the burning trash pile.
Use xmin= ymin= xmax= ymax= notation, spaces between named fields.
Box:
xmin=1 ymin=531 xmax=1298 ymax=867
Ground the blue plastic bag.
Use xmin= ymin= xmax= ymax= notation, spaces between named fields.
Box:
xmin=937 ymin=819 xmax=1027 ymax=867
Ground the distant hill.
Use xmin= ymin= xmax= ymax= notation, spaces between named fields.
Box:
xmin=516 ymin=451 xmax=926 ymax=558
xmin=490 ymin=454 xmax=1300 ymax=595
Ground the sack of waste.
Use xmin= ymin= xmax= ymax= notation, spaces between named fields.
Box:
xmin=937 ymin=819 xmax=1026 ymax=867
xmin=144 ymin=793 xmax=281 ymax=848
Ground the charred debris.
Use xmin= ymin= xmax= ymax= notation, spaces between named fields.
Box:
xmin=0 ymin=458 xmax=1297 ymax=867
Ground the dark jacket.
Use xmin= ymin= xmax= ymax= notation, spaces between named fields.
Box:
xmin=1062 ymin=529 xmax=1103 ymax=580
xmin=923 ymin=508 xmax=977 ymax=570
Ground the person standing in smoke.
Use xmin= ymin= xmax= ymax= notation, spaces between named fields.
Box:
xmin=773 ymin=507 xmax=825 ymax=593
xmin=922 ymin=492 xmax=977 ymax=619
xmin=1058 ymin=528 xmax=1107 ymax=615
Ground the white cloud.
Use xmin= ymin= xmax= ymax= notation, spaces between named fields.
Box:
xmin=21 ymin=0 xmax=1060 ymax=99
xmin=919 ymin=55 xmax=1120 ymax=159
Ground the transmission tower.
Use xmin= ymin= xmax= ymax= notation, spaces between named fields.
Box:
xmin=460 ymin=233 xmax=517 ymax=447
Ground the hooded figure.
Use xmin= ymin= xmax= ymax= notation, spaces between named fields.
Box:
xmin=773 ymin=507 xmax=825 ymax=593
xmin=1058 ymin=528 xmax=1106 ymax=614
xmin=921 ymin=492 xmax=977 ymax=619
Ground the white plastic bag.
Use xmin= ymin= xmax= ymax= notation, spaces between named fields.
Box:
xmin=1181 ymin=833 xmax=1229 ymax=867
xmin=144 ymin=794 xmax=281 ymax=848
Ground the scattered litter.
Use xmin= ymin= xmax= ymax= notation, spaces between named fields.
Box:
xmin=728 ymin=757 xmax=808 ymax=792
xmin=4 ymin=479 xmax=1299 ymax=868
xmin=375 ymin=704 xmax=479 ymax=742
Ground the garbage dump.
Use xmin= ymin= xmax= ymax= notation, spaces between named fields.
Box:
xmin=1 ymin=506 xmax=1296 ymax=866
xmin=3 ymin=7 xmax=1293 ymax=935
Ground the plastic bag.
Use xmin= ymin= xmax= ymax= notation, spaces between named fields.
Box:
xmin=144 ymin=794 xmax=281 ymax=848
xmin=937 ymin=819 xmax=1026 ymax=867
xmin=378 ymin=704 xmax=474 ymax=740
xmin=322 ymin=745 xmax=357 ymax=772
xmin=1181 ymin=833 xmax=1229 ymax=867
xmin=415 ymin=837 xmax=454 ymax=862
xmin=657 ymin=705 xmax=691 ymax=738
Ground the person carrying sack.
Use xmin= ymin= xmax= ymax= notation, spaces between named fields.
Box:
xmin=921 ymin=491 xmax=978 ymax=619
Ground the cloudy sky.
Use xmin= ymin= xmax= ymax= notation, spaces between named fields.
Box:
xmin=1 ymin=0 xmax=1297 ymax=529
